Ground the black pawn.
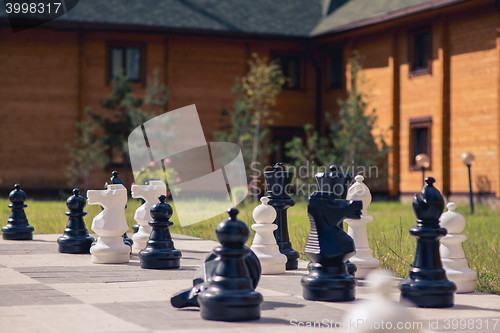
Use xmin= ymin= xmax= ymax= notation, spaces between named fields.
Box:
xmin=198 ymin=208 xmax=263 ymax=321
xmin=139 ymin=195 xmax=181 ymax=269
xmin=105 ymin=171 xmax=133 ymax=247
xmin=57 ymin=189 xmax=94 ymax=253
xmin=400 ymin=177 xmax=457 ymax=308
xmin=2 ymin=184 xmax=34 ymax=240
xmin=301 ymin=168 xmax=362 ymax=302
xmin=264 ymin=162 xmax=299 ymax=270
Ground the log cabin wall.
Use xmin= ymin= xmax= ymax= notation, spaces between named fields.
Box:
xmin=0 ymin=28 xmax=315 ymax=191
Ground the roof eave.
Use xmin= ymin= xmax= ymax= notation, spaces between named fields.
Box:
xmin=309 ymin=0 xmax=469 ymax=39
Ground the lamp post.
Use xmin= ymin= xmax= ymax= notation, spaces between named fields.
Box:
xmin=462 ymin=152 xmax=475 ymax=214
xmin=415 ymin=153 xmax=430 ymax=187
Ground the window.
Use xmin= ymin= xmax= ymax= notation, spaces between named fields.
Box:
xmin=270 ymin=127 xmax=305 ymax=165
xmin=274 ymin=54 xmax=301 ymax=90
xmin=409 ymin=28 xmax=431 ymax=75
xmin=107 ymin=43 xmax=144 ymax=82
xmin=409 ymin=117 xmax=432 ymax=170
xmin=328 ymin=48 xmax=343 ymax=89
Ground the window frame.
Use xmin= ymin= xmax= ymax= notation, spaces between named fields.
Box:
xmin=271 ymin=52 xmax=305 ymax=91
xmin=326 ymin=47 xmax=343 ymax=90
xmin=408 ymin=27 xmax=432 ymax=77
xmin=409 ymin=117 xmax=432 ymax=171
xmin=106 ymin=41 xmax=146 ymax=84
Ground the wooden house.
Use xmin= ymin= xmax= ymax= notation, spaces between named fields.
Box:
xmin=0 ymin=0 xmax=499 ymax=205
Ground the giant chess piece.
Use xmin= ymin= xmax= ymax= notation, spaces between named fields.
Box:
xmin=440 ymin=202 xmax=477 ymax=293
xmin=197 ymin=208 xmax=263 ymax=321
xmin=264 ymin=162 xmax=299 ymax=270
xmin=343 ymin=270 xmax=423 ymax=333
xmin=313 ymin=165 xmax=357 ymax=276
xmin=105 ymin=171 xmax=133 ymax=248
xmin=251 ymin=197 xmax=287 ymax=274
xmin=131 ymin=180 xmax=166 ymax=252
xmin=2 ymin=184 xmax=34 ymax=240
xmin=57 ymin=189 xmax=94 ymax=253
xmin=88 ymin=184 xmax=130 ymax=264
xmin=171 ymin=242 xmax=261 ymax=309
xmin=400 ymin=177 xmax=457 ymax=307
xmin=139 ymin=195 xmax=181 ymax=269
xmin=344 ymin=175 xmax=379 ymax=279
xmin=301 ymin=168 xmax=362 ymax=302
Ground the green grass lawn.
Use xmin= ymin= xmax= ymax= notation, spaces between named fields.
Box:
xmin=0 ymin=198 xmax=498 ymax=294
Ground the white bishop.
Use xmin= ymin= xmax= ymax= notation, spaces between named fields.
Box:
xmin=440 ymin=202 xmax=477 ymax=293
xmin=131 ymin=180 xmax=167 ymax=252
xmin=251 ymin=197 xmax=287 ymax=274
xmin=344 ymin=175 xmax=379 ymax=279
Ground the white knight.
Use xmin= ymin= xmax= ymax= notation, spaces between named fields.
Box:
xmin=131 ymin=180 xmax=167 ymax=252
xmin=87 ymin=184 xmax=130 ymax=264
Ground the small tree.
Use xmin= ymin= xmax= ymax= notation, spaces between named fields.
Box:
xmin=63 ymin=116 xmax=109 ymax=191
xmin=87 ymin=69 xmax=169 ymax=186
xmin=215 ymin=53 xmax=286 ymax=200
xmin=285 ymin=53 xmax=391 ymax=188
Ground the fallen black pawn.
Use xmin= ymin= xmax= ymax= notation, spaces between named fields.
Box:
xmin=170 ymin=250 xmax=261 ymax=308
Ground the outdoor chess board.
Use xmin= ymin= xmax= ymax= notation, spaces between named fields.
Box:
xmin=0 ymin=234 xmax=499 ymax=333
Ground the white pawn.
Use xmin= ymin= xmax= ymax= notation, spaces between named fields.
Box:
xmin=343 ymin=270 xmax=422 ymax=333
xmin=87 ymin=184 xmax=130 ymax=264
xmin=251 ymin=197 xmax=287 ymax=275
xmin=344 ymin=175 xmax=379 ymax=279
xmin=131 ymin=180 xmax=167 ymax=253
xmin=440 ymin=202 xmax=477 ymax=293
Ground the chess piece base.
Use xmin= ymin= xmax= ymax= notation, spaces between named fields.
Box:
xmin=348 ymin=248 xmax=379 ymax=279
xmin=1 ymin=224 xmax=34 ymax=240
xmin=57 ymin=234 xmax=94 ymax=254
xmin=90 ymin=237 xmax=130 ymax=264
xmin=250 ymin=244 xmax=286 ymax=275
xmin=131 ymin=226 xmax=151 ymax=252
xmin=400 ymin=275 xmax=456 ymax=308
xmin=301 ymin=264 xmax=356 ymax=302
xmin=199 ymin=292 xmax=262 ymax=321
xmin=139 ymin=248 xmax=181 ymax=269
xmin=442 ymin=258 xmax=477 ymax=293
xmin=277 ymin=241 xmax=299 ymax=270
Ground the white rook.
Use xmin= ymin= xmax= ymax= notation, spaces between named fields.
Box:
xmin=344 ymin=175 xmax=379 ymax=279
xmin=251 ymin=197 xmax=287 ymax=274
xmin=87 ymin=184 xmax=130 ymax=264
xmin=440 ymin=202 xmax=477 ymax=293
xmin=131 ymin=180 xmax=167 ymax=253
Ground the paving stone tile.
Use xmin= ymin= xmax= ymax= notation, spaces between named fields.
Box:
xmin=0 ymin=284 xmax=82 ymax=307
